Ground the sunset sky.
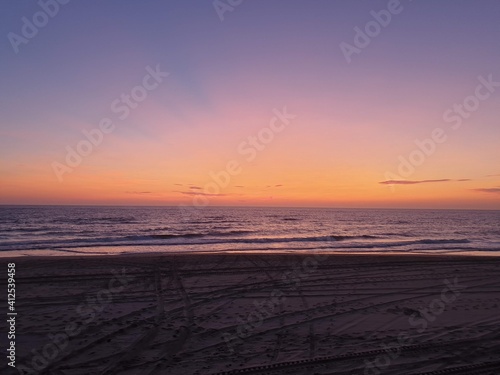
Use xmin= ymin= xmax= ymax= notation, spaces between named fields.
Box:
xmin=1 ymin=0 xmax=499 ymax=209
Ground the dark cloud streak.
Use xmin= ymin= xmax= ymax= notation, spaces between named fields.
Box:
xmin=379 ymin=179 xmax=451 ymax=185
xmin=473 ymin=187 xmax=500 ymax=194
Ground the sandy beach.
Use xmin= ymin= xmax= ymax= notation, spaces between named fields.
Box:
xmin=1 ymin=253 xmax=500 ymax=374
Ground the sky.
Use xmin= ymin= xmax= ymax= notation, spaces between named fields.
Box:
xmin=0 ymin=0 xmax=499 ymax=209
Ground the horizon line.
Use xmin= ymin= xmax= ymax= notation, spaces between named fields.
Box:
xmin=1 ymin=204 xmax=499 ymax=212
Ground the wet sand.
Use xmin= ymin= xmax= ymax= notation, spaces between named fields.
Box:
xmin=2 ymin=253 xmax=500 ymax=374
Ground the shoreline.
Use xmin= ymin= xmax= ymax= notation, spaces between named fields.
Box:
xmin=2 ymin=249 xmax=500 ymax=261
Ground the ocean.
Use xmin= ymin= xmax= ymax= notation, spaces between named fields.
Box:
xmin=0 ymin=206 xmax=499 ymax=257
